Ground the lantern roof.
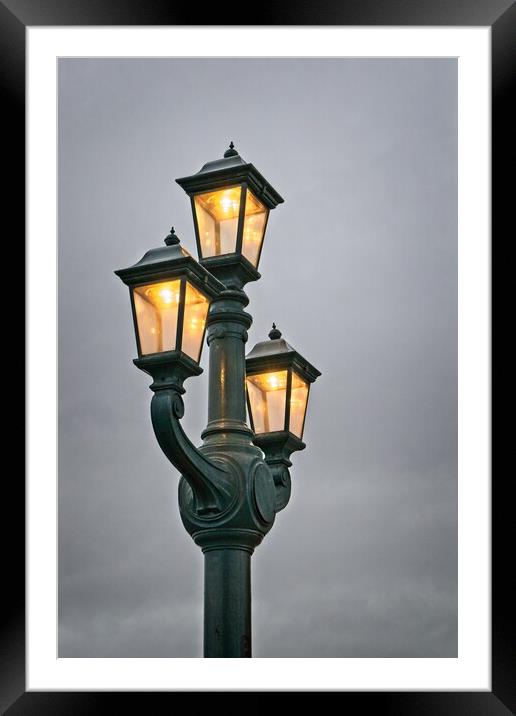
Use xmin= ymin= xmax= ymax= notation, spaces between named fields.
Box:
xmin=246 ymin=325 xmax=321 ymax=383
xmin=114 ymin=227 xmax=225 ymax=298
xmin=175 ymin=143 xmax=284 ymax=210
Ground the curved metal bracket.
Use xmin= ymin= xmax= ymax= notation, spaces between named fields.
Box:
xmin=267 ymin=463 xmax=292 ymax=513
xmin=252 ymin=431 xmax=306 ymax=513
xmin=151 ymin=389 xmax=234 ymax=516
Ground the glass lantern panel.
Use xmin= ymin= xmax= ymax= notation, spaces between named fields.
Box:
xmin=242 ymin=190 xmax=268 ymax=267
xmin=181 ymin=282 xmax=210 ymax=362
xmin=194 ymin=186 xmax=242 ymax=258
xmin=289 ymin=370 xmax=309 ymax=438
xmin=246 ymin=370 xmax=288 ymax=434
xmin=133 ymin=280 xmax=182 ymax=355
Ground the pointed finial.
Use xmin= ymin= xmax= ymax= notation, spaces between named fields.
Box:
xmin=224 ymin=141 xmax=238 ymax=158
xmin=164 ymin=226 xmax=180 ymax=246
xmin=268 ymin=323 xmax=282 ymax=340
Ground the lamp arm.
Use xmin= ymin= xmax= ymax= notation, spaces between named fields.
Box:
xmin=151 ymin=388 xmax=233 ymax=515
xmin=251 ymin=432 xmax=306 ymax=513
xmin=261 ymin=459 xmax=292 ymax=513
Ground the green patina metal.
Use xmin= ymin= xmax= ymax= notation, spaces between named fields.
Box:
xmin=115 ymin=145 xmax=320 ymax=658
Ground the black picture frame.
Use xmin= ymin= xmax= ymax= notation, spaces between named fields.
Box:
xmin=5 ymin=1 xmax=509 ymax=712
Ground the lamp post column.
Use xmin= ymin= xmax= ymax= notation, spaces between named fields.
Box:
xmin=201 ymin=534 xmax=253 ymax=657
xmin=180 ymin=287 xmax=270 ymax=657
xmin=202 ymin=289 xmax=253 ymax=444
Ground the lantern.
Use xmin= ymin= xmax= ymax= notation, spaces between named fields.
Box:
xmin=245 ymin=324 xmax=321 ymax=447
xmin=175 ymin=143 xmax=283 ymax=288
xmin=115 ymin=227 xmax=224 ymax=383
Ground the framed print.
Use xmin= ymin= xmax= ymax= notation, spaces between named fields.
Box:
xmin=3 ymin=0 xmax=510 ymax=712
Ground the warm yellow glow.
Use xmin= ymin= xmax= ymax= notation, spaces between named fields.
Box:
xmin=194 ymin=186 xmax=242 ymax=258
xmin=241 ymin=190 xmax=268 ymax=267
xmin=220 ymin=191 xmax=240 ymax=216
xmin=158 ymin=287 xmax=177 ymax=304
xmin=246 ymin=369 xmax=309 ymax=438
xmin=246 ymin=370 xmax=288 ymax=434
xmin=139 ymin=282 xmax=181 ymax=308
xmin=194 ymin=186 xmax=268 ymax=266
xmin=248 ymin=371 xmax=288 ymax=392
xmin=289 ymin=371 xmax=309 ymax=438
xmin=199 ymin=187 xmax=241 ymax=221
xmin=132 ymin=279 xmax=209 ymax=361
xmin=133 ymin=280 xmax=181 ymax=355
xmin=182 ymin=282 xmax=209 ymax=362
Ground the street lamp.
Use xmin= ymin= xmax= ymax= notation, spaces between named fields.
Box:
xmin=115 ymin=226 xmax=223 ymax=390
xmin=246 ymin=323 xmax=321 ymax=511
xmin=115 ymin=144 xmax=321 ymax=657
xmin=176 ymin=141 xmax=283 ymax=288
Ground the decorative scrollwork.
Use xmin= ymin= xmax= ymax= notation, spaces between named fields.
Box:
xmin=277 ymin=465 xmax=289 ymax=487
xmin=151 ymin=388 xmax=233 ymax=516
xmin=171 ymin=392 xmax=185 ymax=419
xmin=271 ymin=465 xmax=291 ymax=512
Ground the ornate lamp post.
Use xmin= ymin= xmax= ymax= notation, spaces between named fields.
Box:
xmin=115 ymin=144 xmax=321 ymax=657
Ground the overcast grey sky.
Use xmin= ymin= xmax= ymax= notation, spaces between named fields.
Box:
xmin=58 ymin=58 xmax=457 ymax=658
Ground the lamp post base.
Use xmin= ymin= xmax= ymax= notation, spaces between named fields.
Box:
xmin=194 ymin=528 xmax=263 ymax=658
xmin=203 ymin=547 xmax=252 ymax=657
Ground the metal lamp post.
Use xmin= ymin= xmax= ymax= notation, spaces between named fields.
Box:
xmin=115 ymin=144 xmax=321 ymax=658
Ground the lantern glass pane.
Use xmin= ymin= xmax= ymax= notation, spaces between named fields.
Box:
xmin=289 ymin=370 xmax=309 ymax=438
xmin=194 ymin=186 xmax=242 ymax=258
xmin=133 ymin=280 xmax=181 ymax=355
xmin=182 ymin=281 xmax=209 ymax=362
xmin=246 ymin=370 xmax=288 ymax=434
xmin=242 ymin=190 xmax=268 ymax=267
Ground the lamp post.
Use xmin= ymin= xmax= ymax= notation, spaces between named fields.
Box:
xmin=115 ymin=144 xmax=321 ymax=658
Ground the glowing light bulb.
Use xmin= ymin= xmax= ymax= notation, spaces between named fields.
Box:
xmin=159 ymin=288 xmax=173 ymax=303
xmin=221 ymin=195 xmax=232 ymax=213
xmin=268 ymin=375 xmax=279 ymax=389
xmin=219 ymin=190 xmax=239 ymax=216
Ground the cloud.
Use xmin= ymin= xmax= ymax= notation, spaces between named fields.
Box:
xmin=58 ymin=57 xmax=457 ymax=658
